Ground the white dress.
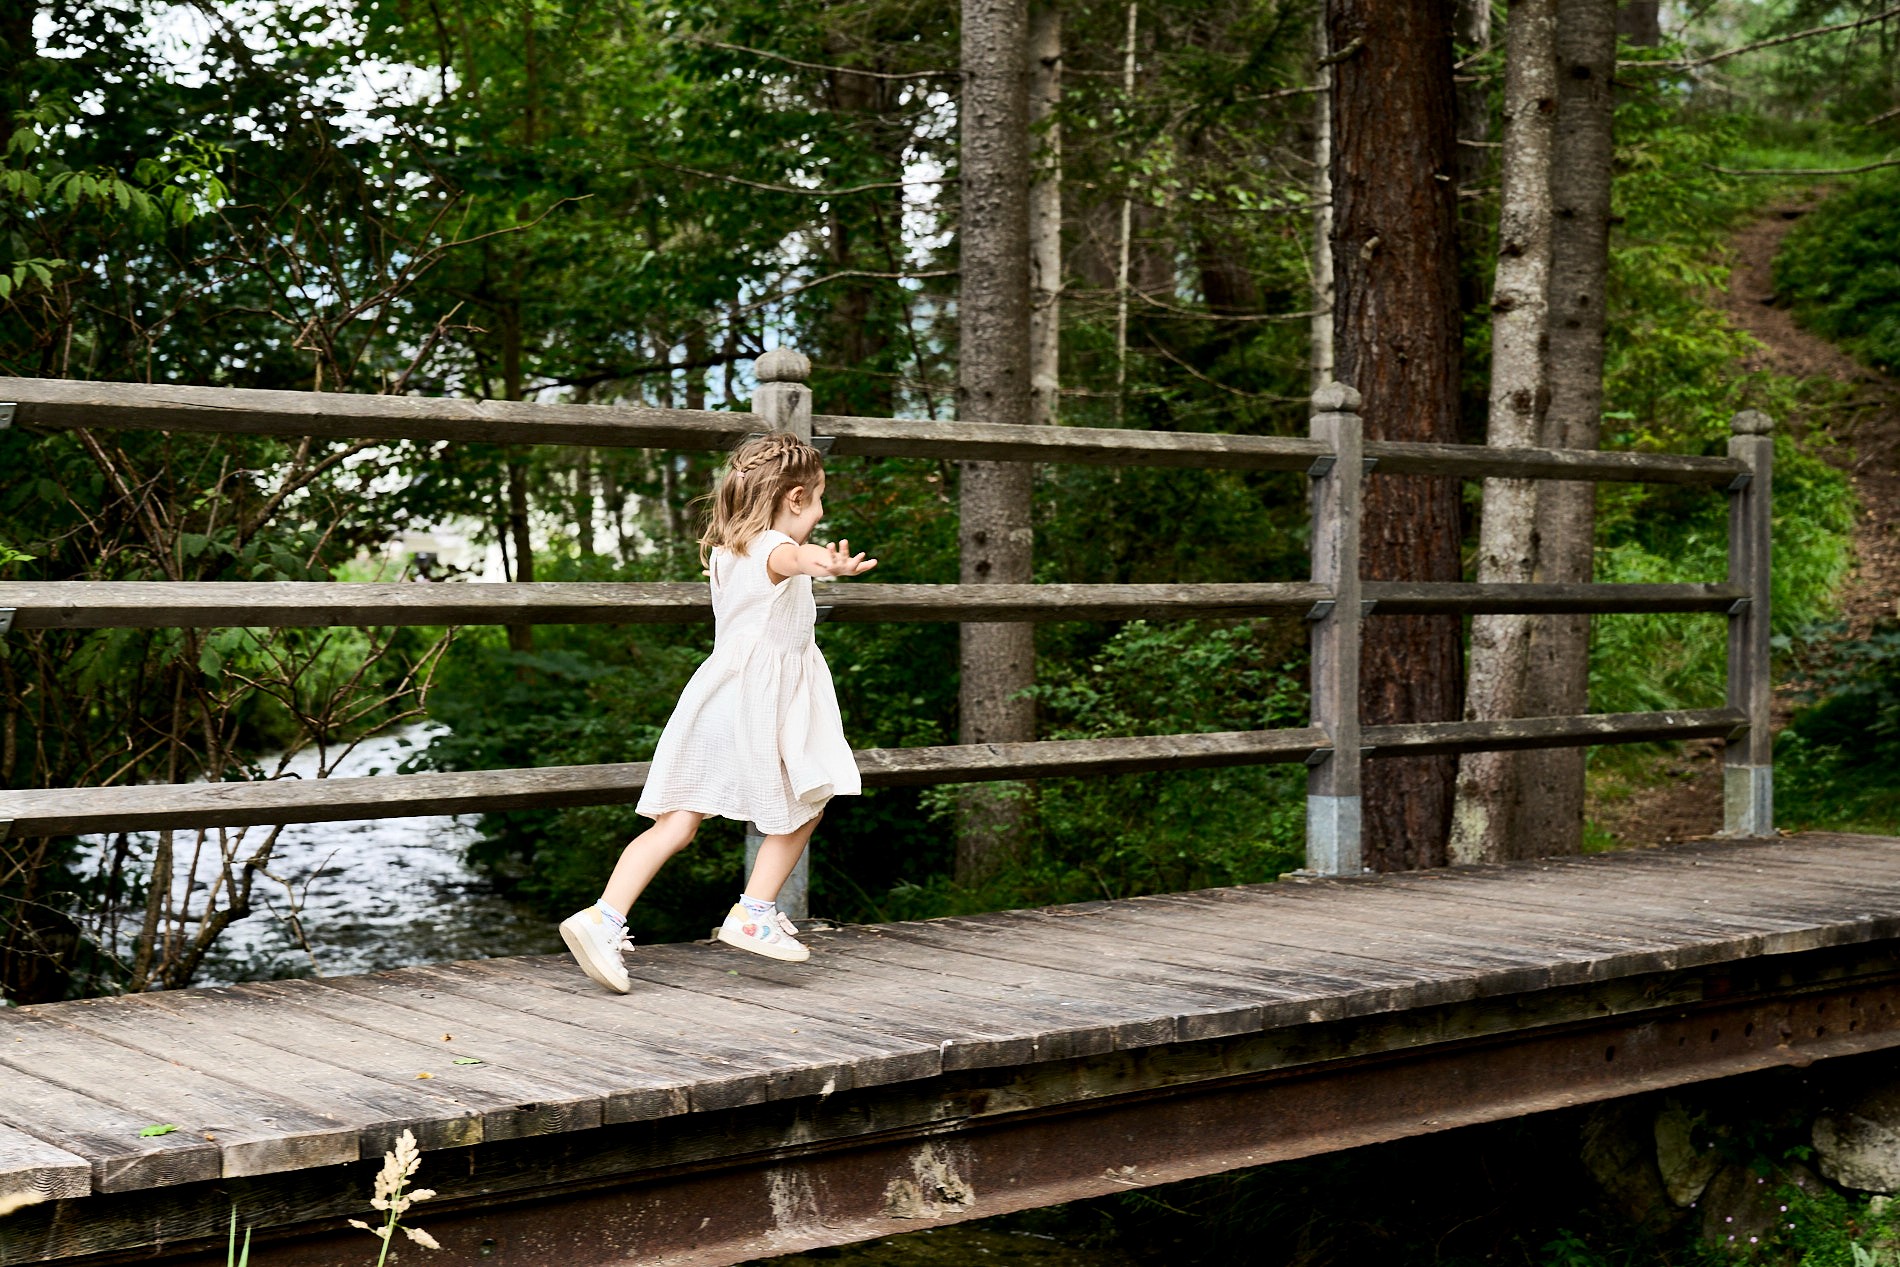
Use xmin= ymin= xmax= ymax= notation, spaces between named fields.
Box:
xmin=636 ymin=529 xmax=861 ymax=834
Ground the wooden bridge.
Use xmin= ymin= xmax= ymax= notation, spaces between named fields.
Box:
xmin=0 ymin=355 xmax=1859 ymax=1264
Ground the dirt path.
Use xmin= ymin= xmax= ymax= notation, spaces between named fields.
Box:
xmin=1586 ymin=197 xmax=1900 ymax=845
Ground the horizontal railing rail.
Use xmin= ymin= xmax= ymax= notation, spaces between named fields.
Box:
xmin=0 ymin=580 xmax=1747 ymax=629
xmin=4 ymin=377 xmax=1746 ymax=484
xmin=0 ymin=710 xmax=1741 ymax=837
xmin=0 ymin=354 xmax=1775 ymax=887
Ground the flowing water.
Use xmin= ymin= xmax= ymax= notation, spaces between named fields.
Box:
xmin=84 ymin=724 xmax=559 ymax=985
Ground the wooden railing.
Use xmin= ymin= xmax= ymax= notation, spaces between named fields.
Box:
xmin=0 ymin=351 xmax=1773 ymax=897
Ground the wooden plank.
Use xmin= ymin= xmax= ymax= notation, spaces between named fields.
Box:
xmin=1362 ymin=708 xmax=1742 ymax=757
xmin=4 ymin=379 xmax=1738 ymax=481
xmin=413 ymin=957 xmax=944 ymax=1109
xmin=0 ymin=1010 xmax=358 ymax=1179
xmin=6 ymin=377 xmax=754 ymax=451
xmin=287 ymin=973 xmax=701 ymax=1125
xmin=5 ymin=713 xmax=1734 ymax=838
xmin=0 ymin=1122 xmax=90 ymax=1207
xmin=1361 ymin=581 xmax=1747 ymax=615
xmin=603 ymin=931 xmax=1200 ymax=1066
xmin=0 ymin=729 xmax=1328 ymax=835
xmin=0 ymin=581 xmax=1329 ymax=630
xmin=43 ymin=996 xmax=484 ymax=1159
xmin=0 ymin=1064 xmax=219 ymax=1193
xmin=137 ymin=983 xmax=608 ymax=1143
xmin=817 ymin=412 xmax=1325 ymax=470
xmin=1362 ymin=438 xmax=1744 ymax=486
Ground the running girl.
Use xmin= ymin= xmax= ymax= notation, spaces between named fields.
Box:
xmin=560 ymin=430 xmax=876 ymax=992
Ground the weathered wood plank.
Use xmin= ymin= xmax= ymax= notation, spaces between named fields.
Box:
xmin=0 ymin=1123 xmax=90 ymax=1208
xmin=0 ymin=1011 xmax=359 ymax=1179
xmin=3 ymin=378 xmax=1742 ymax=482
xmin=816 ymin=412 xmax=1325 ymax=470
xmin=140 ymin=983 xmax=609 ymax=1144
xmin=1362 ymin=438 xmax=1744 ymax=485
xmin=1360 ymin=581 xmax=1746 ymax=614
xmin=6 ymin=377 xmax=754 ymax=451
xmin=1 ymin=714 xmax=1733 ymax=838
xmin=0 ymin=729 xmax=1328 ymax=835
xmin=0 ymin=1065 xmax=219 ymax=1193
xmin=1361 ymin=708 xmax=1743 ymax=757
xmin=0 ymin=580 xmax=1327 ymax=629
xmin=43 ymin=996 xmax=487 ymax=1158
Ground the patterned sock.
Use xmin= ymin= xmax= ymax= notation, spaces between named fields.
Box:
xmin=595 ymin=899 xmax=626 ymax=927
xmin=739 ymin=893 xmax=777 ymax=919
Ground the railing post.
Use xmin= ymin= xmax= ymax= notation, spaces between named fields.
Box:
xmin=1725 ymin=408 xmax=1774 ymax=837
xmin=746 ymin=347 xmax=813 ymax=920
xmin=1306 ymin=382 xmax=1364 ymax=875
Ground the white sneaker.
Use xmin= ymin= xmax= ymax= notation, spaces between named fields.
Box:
xmin=717 ymin=904 xmax=810 ymax=963
xmin=559 ymin=907 xmax=633 ymax=993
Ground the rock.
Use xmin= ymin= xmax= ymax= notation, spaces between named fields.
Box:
xmin=1655 ymin=1099 xmax=1723 ymax=1208
xmin=1815 ymin=1080 xmax=1900 ymax=1192
xmin=1580 ymin=1100 xmax=1676 ymax=1228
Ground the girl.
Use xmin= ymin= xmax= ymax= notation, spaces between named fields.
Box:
xmin=559 ymin=431 xmax=877 ymax=993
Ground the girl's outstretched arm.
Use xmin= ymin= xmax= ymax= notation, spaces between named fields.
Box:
xmin=768 ymin=539 xmax=878 ymax=583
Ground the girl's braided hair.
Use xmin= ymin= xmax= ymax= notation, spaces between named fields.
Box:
xmin=697 ymin=430 xmax=826 ymax=564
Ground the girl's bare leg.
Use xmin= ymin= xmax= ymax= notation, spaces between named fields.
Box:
xmin=601 ymin=811 xmax=704 ymax=915
xmin=743 ymin=812 xmax=822 ymax=903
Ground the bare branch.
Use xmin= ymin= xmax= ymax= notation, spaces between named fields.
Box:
xmin=682 ymin=36 xmax=957 ymax=82
xmin=650 ymin=161 xmax=950 ymax=198
xmin=1624 ymin=4 xmax=1900 ymax=70
xmin=1706 ymin=153 xmax=1900 ymax=176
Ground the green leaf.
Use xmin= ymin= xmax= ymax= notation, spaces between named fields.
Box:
xmin=138 ymin=1123 xmax=179 ymax=1137
xmin=451 ymin=1057 xmax=483 ymax=1065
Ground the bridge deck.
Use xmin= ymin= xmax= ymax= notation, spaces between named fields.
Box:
xmin=5 ymin=832 xmax=1900 ymax=1265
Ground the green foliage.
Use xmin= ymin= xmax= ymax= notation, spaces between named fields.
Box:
xmin=1774 ymin=170 xmax=1900 ymax=373
xmin=1778 ymin=621 xmax=1900 ymax=833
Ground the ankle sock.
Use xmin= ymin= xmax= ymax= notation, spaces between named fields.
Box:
xmin=595 ymin=899 xmax=626 ymax=927
xmin=739 ymin=893 xmax=777 ymax=919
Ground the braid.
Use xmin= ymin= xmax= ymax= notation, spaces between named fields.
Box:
xmin=698 ymin=431 xmax=826 ymax=564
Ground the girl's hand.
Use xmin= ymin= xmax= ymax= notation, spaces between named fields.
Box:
xmin=818 ymin=539 xmax=877 ymax=576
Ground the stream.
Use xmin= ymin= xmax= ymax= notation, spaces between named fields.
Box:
xmin=85 ymin=724 xmax=559 ymax=985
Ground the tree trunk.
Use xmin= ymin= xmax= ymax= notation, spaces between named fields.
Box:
xmin=1516 ymin=0 xmax=1617 ymax=855
xmin=1028 ymin=2 xmax=1062 ymax=428
xmin=1450 ymin=0 xmax=1558 ymax=864
xmin=957 ymin=0 xmax=1036 ymax=884
xmin=1453 ymin=0 xmax=1493 ymax=191
xmin=1310 ymin=6 xmax=1335 ymax=387
xmin=1329 ymin=0 xmax=1465 ymax=872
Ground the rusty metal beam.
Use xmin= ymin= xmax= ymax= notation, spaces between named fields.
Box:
xmin=18 ymin=945 xmax=1900 ymax=1267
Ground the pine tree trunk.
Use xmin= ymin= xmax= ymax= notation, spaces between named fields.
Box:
xmin=1027 ymin=2 xmax=1062 ymax=428
xmin=1328 ymin=0 xmax=1464 ymax=872
xmin=1516 ymin=0 xmax=1617 ymax=854
xmin=1449 ymin=0 xmax=1557 ymax=865
xmin=957 ymin=0 xmax=1036 ymax=884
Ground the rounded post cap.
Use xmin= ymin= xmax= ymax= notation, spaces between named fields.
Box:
xmin=1731 ymin=409 xmax=1774 ymax=436
xmin=755 ymin=348 xmax=811 ymax=384
xmin=1311 ymin=381 xmax=1362 ymax=414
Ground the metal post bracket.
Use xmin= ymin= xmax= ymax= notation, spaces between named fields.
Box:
xmin=0 ymin=402 xmax=15 ymax=430
xmin=814 ymin=605 xmax=834 ymax=624
xmin=1727 ymin=597 xmax=1752 ymax=616
xmin=0 ymin=608 xmax=14 ymax=636
xmin=1307 ymin=455 xmax=1337 ymax=478
xmin=1304 ymin=600 xmax=1336 ymax=622
xmin=1727 ymin=471 xmax=1753 ymax=492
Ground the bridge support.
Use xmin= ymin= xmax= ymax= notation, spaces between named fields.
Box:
xmin=1724 ymin=409 xmax=1774 ymax=838
xmin=1306 ymin=383 xmax=1364 ymax=875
